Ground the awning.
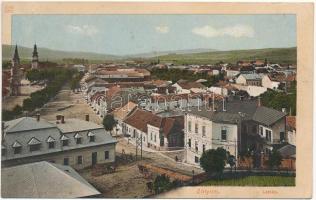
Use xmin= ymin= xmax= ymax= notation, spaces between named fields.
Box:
xmin=12 ymin=141 xmax=22 ymax=148
xmin=60 ymin=135 xmax=69 ymax=141
xmin=87 ymin=131 xmax=95 ymax=137
xmin=74 ymin=133 xmax=82 ymax=139
xmin=28 ymin=137 xmax=41 ymax=145
xmin=46 ymin=136 xmax=56 ymax=143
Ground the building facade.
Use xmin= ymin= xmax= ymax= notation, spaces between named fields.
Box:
xmin=2 ymin=115 xmax=117 ymax=170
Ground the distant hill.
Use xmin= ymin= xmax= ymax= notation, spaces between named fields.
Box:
xmin=2 ymin=44 xmax=121 ymax=62
xmin=155 ymin=47 xmax=297 ymax=65
xmin=126 ymin=48 xmax=217 ymax=58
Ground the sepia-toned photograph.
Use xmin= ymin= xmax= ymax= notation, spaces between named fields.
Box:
xmin=1 ymin=1 xmax=313 ymax=199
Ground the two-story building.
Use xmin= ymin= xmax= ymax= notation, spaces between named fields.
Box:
xmin=184 ymin=98 xmax=287 ymax=166
xmin=123 ymin=108 xmax=184 ymax=150
xmin=2 ymin=115 xmax=117 ymax=169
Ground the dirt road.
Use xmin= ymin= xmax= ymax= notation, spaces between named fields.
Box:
xmin=38 ymin=85 xmax=202 ymax=197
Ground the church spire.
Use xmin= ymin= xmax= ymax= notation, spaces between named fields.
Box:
xmin=32 ymin=43 xmax=38 ymax=57
xmin=31 ymin=43 xmax=39 ymax=69
xmin=12 ymin=44 xmax=20 ymax=66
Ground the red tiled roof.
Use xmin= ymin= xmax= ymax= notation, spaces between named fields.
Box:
xmin=177 ymin=81 xmax=205 ymax=90
xmin=123 ymin=108 xmax=179 ymax=137
xmin=124 ymin=109 xmax=159 ymax=133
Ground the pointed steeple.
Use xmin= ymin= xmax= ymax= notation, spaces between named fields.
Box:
xmin=32 ymin=43 xmax=38 ymax=58
xmin=12 ymin=44 xmax=20 ymax=65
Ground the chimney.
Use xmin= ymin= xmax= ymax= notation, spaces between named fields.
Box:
xmin=257 ymin=97 xmax=261 ymax=107
xmin=85 ymin=114 xmax=89 ymax=122
xmin=36 ymin=113 xmax=40 ymax=122
xmin=282 ymin=108 xmax=286 ymax=113
xmin=61 ymin=116 xmax=65 ymax=124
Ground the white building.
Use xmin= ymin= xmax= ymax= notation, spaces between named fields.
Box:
xmin=184 ymin=107 xmax=239 ymax=165
xmin=2 ymin=115 xmax=116 ymax=169
xmin=208 ymin=86 xmax=228 ymax=96
xmin=261 ymin=75 xmax=280 ymax=90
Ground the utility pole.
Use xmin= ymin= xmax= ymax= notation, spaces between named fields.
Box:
xmin=135 ymin=134 xmax=143 ymax=161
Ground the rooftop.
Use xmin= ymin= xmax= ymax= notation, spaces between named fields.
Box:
xmin=52 ymin=118 xmax=103 ymax=133
xmin=1 ymin=161 xmax=100 ymax=198
xmin=4 ymin=117 xmax=56 ymax=133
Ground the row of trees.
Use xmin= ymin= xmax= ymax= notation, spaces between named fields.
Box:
xmin=2 ymin=68 xmax=76 ymax=121
xmin=150 ymin=68 xmax=224 ymax=87
xmin=70 ymin=71 xmax=84 ymax=91
xmin=200 ymin=147 xmax=283 ymax=178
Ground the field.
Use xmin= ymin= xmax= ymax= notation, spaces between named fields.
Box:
xmin=156 ymin=47 xmax=297 ymax=65
xmin=200 ymin=176 xmax=295 ymax=186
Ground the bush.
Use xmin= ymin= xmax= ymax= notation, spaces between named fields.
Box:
xmin=200 ymin=148 xmax=228 ymax=177
xmin=153 ymin=174 xmax=176 ymax=194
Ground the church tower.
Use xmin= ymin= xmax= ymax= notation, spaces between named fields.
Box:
xmin=10 ymin=45 xmax=21 ymax=96
xmin=31 ymin=43 xmax=39 ymax=69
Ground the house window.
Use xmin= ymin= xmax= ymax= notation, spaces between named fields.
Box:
xmin=77 ymin=156 xmax=83 ymax=164
xmin=29 ymin=144 xmax=41 ymax=152
xmin=195 ymin=123 xmax=198 ymax=133
xmin=280 ymin=132 xmax=285 ymax=142
xmin=202 ymin=126 xmax=206 ymax=137
xmin=48 ymin=142 xmax=55 ymax=149
xmin=14 ymin=147 xmax=22 ymax=154
xmin=62 ymin=140 xmax=69 ymax=146
xmin=64 ymin=158 xmax=69 ymax=165
xmin=195 ymin=156 xmax=199 ymax=163
xmin=188 ymin=121 xmax=192 ymax=132
xmin=203 ymin=144 xmax=205 ymax=153
xmin=195 ymin=141 xmax=198 ymax=152
xmin=104 ymin=151 xmax=109 ymax=160
xmin=260 ymin=127 xmax=263 ymax=136
xmin=89 ymin=135 xmax=95 ymax=142
xmin=221 ymin=128 xmax=227 ymax=141
xmin=143 ymin=135 xmax=145 ymax=142
xmin=266 ymin=130 xmax=272 ymax=142
xmin=188 ymin=139 xmax=191 ymax=148
xmin=150 ymin=132 xmax=153 ymax=140
xmin=76 ymin=138 xmax=82 ymax=144
xmin=154 ymin=134 xmax=157 ymax=142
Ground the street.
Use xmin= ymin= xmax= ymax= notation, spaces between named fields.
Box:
xmin=39 ymin=84 xmax=202 ymax=197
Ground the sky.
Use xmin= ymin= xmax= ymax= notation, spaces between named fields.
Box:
xmin=12 ymin=14 xmax=296 ymax=55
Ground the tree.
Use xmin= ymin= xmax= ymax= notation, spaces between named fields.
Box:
xmin=153 ymin=174 xmax=175 ymax=194
xmin=200 ymin=147 xmax=228 ymax=177
xmin=102 ymin=114 xmax=117 ymax=135
xmin=267 ymin=149 xmax=283 ymax=169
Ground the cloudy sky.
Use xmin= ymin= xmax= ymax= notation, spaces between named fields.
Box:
xmin=12 ymin=14 xmax=296 ymax=55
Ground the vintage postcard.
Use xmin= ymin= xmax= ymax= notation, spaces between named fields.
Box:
xmin=1 ymin=1 xmax=313 ymax=199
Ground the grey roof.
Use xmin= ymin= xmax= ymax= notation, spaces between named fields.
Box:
xmin=277 ymin=144 xmax=296 ymax=158
xmin=53 ymin=118 xmax=103 ymax=133
xmin=1 ymin=161 xmax=100 ymax=198
xmin=4 ymin=117 xmax=56 ymax=133
xmin=188 ymin=106 xmax=241 ymax=124
xmin=239 ymin=73 xmax=263 ymax=80
xmin=188 ymin=99 xmax=286 ymax=126
xmin=252 ymin=106 xmax=287 ymax=126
